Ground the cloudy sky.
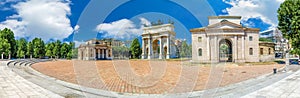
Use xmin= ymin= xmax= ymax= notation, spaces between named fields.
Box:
xmin=0 ymin=0 xmax=284 ymax=46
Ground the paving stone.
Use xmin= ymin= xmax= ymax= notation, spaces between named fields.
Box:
xmin=0 ymin=61 xmax=63 ymax=98
xmin=243 ymin=66 xmax=300 ymax=98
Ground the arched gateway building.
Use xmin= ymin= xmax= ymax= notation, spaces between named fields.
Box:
xmin=141 ymin=24 xmax=177 ymax=59
xmin=190 ymin=16 xmax=261 ymax=63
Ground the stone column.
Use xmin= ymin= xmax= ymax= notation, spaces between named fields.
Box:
xmin=93 ymin=48 xmax=96 ymax=60
xmin=234 ymin=36 xmax=238 ymax=61
xmin=106 ymin=49 xmax=109 ymax=59
xmin=148 ymin=38 xmax=152 ymax=59
xmin=1 ymin=53 xmax=3 ymax=59
xmin=166 ymin=35 xmax=170 ymax=59
xmin=159 ymin=37 xmax=163 ymax=59
xmin=207 ymin=36 xmax=210 ymax=61
xmin=78 ymin=49 xmax=80 ymax=60
xmin=98 ymin=49 xmax=100 ymax=60
xmin=242 ymin=36 xmax=245 ymax=60
xmin=215 ymin=36 xmax=218 ymax=62
xmin=102 ymin=49 xmax=105 ymax=59
xmin=142 ymin=39 xmax=145 ymax=59
xmin=86 ymin=47 xmax=89 ymax=60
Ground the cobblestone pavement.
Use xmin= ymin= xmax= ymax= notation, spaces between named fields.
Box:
xmin=0 ymin=61 xmax=63 ymax=98
xmin=243 ymin=65 xmax=300 ymax=98
xmin=4 ymin=59 xmax=300 ymax=98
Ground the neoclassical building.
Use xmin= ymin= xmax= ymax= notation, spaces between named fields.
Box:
xmin=190 ymin=16 xmax=260 ymax=63
xmin=141 ymin=24 xmax=177 ymax=59
xmin=78 ymin=39 xmax=113 ymax=60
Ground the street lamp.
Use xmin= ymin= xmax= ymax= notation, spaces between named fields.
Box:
xmin=281 ymin=39 xmax=285 ymax=59
xmin=284 ymin=40 xmax=289 ymax=72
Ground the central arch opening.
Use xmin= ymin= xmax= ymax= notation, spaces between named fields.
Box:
xmin=219 ymin=39 xmax=233 ymax=62
xmin=152 ymin=39 xmax=160 ymax=59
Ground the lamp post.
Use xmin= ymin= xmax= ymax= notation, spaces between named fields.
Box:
xmin=285 ymin=40 xmax=289 ymax=72
xmin=281 ymin=39 xmax=285 ymax=59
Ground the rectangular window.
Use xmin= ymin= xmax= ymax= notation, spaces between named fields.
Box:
xmin=260 ymin=48 xmax=264 ymax=55
xmin=198 ymin=37 xmax=202 ymax=42
xmin=249 ymin=36 xmax=253 ymax=41
xmin=249 ymin=48 xmax=253 ymax=55
xmin=268 ymin=48 xmax=271 ymax=55
xmin=198 ymin=48 xmax=202 ymax=56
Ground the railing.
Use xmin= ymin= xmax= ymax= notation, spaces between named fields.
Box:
xmin=219 ymin=54 xmax=232 ymax=61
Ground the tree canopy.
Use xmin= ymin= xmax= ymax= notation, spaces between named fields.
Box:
xmin=180 ymin=40 xmax=192 ymax=58
xmin=0 ymin=28 xmax=75 ymax=60
xmin=130 ymin=38 xmax=142 ymax=59
xmin=32 ymin=38 xmax=45 ymax=58
xmin=259 ymin=38 xmax=273 ymax=42
xmin=278 ymin=0 xmax=300 ymax=55
xmin=53 ymin=40 xmax=61 ymax=59
xmin=45 ymin=42 xmax=54 ymax=58
xmin=17 ymin=38 xmax=27 ymax=58
xmin=0 ymin=28 xmax=16 ymax=58
xmin=0 ymin=38 xmax=11 ymax=59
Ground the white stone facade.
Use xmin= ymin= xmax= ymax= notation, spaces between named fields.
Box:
xmin=78 ymin=39 xmax=112 ymax=60
xmin=190 ymin=16 xmax=260 ymax=63
xmin=141 ymin=24 xmax=177 ymax=59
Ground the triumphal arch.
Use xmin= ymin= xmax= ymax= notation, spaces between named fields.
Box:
xmin=141 ymin=24 xmax=177 ymax=59
xmin=190 ymin=16 xmax=260 ymax=63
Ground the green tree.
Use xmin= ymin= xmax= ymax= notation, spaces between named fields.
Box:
xmin=60 ymin=43 xmax=68 ymax=58
xmin=278 ymin=0 xmax=300 ymax=55
xmin=53 ymin=40 xmax=61 ymax=59
xmin=112 ymin=46 xmax=130 ymax=59
xmin=130 ymin=38 xmax=141 ymax=59
xmin=72 ymin=48 xmax=78 ymax=58
xmin=0 ymin=38 xmax=11 ymax=59
xmin=180 ymin=41 xmax=192 ymax=58
xmin=32 ymin=38 xmax=45 ymax=58
xmin=259 ymin=38 xmax=273 ymax=42
xmin=26 ymin=41 xmax=34 ymax=59
xmin=45 ymin=42 xmax=54 ymax=58
xmin=220 ymin=44 xmax=229 ymax=57
xmin=66 ymin=42 xmax=75 ymax=60
xmin=0 ymin=28 xmax=16 ymax=58
xmin=16 ymin=38 xmax=27 ymax=59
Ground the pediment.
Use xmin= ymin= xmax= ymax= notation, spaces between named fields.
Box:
xmin=207 ymin=21 xmax=242 ymax=29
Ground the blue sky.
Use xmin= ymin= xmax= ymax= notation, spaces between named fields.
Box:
xmin=0 ymin=0 xmax=284 ymax=46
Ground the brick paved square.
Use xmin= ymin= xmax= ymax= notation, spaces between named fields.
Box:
xmin=32 ymin=60 xmax=284 ymax=94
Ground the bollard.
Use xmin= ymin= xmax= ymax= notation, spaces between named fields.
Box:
xmin=273 ymin=68 xmax=277 ymax=74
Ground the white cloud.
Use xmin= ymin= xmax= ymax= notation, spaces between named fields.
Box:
xmin=0 ymin=0 xmax=74 ymax=41
xmin=74 ymin=25 xmax=80 ymax=33
xmin=223 ymin=0 xmax=284 ymax=27
xmin=139 ymin=17 xmax=151 ymax=26
xmin=74 ymin=40 xmax=85 ymax=48
xmin=95 ymin=18 xmax=150 ymax=40
xmin=0 ymin=20 xmax=28 ymax=37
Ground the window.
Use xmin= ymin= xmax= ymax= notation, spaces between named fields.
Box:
xmin=260 ymin=48 xmax=264 ymax=55
xmin=249 ymin=48 xmax=253 ymax=55
xmin=198 ymin=48 xmax=202 ymax=56
xmin=249 ymin=36 xmax=253 ymax=41
xmin=198 ymin=37 xmax=202 ymax=42
xmin=268 ymin=48 xmax=271 ymax=55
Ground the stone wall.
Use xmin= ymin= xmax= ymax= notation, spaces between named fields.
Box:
xmin=259 ymin=42 xmax=275 ymax=62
